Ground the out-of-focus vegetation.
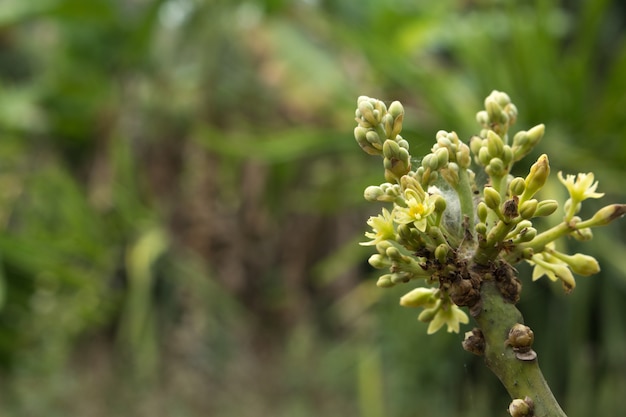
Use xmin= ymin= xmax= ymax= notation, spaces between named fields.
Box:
xmin=0 ymin=0 xmax=624 ymax=416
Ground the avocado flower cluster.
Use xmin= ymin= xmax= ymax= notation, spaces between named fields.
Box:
xmin=354 ymin=91 xmax=626 ymax=334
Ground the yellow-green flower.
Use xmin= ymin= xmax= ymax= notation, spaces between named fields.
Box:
xmin=427 ymin=303 xmax=469 ymax=334
xmin=558 ymin=171 xmax=604 ymax=220
xmin=393 ymin=189 xmax=436 ymax=232
xmin=527 ymin=244 xmax=576 ymax=291
xmin=360 ymin=208 xmax=395 ymax=246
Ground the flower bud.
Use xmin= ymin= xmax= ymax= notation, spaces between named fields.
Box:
xmin=435 ymin=147 xmax=449 ymax=169
xmin=354 ymin=127 xmax=381 ymax=155
xmin=357 ymin=98 xmax=377 ymax=125
xmin=376 ymin=274 xmax=394 ymax=288
xmin=400 ymin=287 xmax=437 ymax=308
xmin=552 ymin=252 xmax=600 ymax=276
xmin=486 ymin=97 xmax=503 ymax=124
xmin=381 ymin=113 xmax=394 ymax=138
xmin=487 ymin=157 xmax=506 ymax=177
xmin=477 ymin=201 xmax=488 ymax=223
xmin=483 ymin=186 xmax=501 ymax=212
xmin=486 ymin=130 xmax=504 ymax=157
xmin=475 ymin=222 xmax=487 ymax=236
xmin=478 ymin=146 xmax=491 ymax=166
xmin=518 ymin=199 xmax=538 ymax=219
xmin=368 ymin=254 xmax=388 ymax=269
xmin=364 ymin=185 xmax=384 ymax=201
xmin=571 ymin=227 xmax=593 ymax=241
xmin=418 ymin=305 xmax=439 ymax=322
xmin=580 ymin=204 xmax=626 ymax=227
xmin=385 ymin=246 xmax=401 ymax=260
xmin=509 ymin=177 xmax=526 ymax=196
xmin=433 ymin=194 xmax=447 ymax=214
xmin=435 ymin=243 xmax=449 ymax=264
xmin=469 ymin=135 xmax=483 ymax=156
xmin=476 ymin=110 xmax=489 ymax=126
xmin=534 ymin=199 xmax=558 ymax=217
xmin=456 ymin=143 xmax=471 ymax=168
xmin=388 ymin=100 xmax=404 ymax=119
xmin=521 ymin=154 xmax=550 ymax=202
xmin=440 ymin=162 xmax=459 ymax=187
xmin=512 ymin=124 xmax=545 ymax=162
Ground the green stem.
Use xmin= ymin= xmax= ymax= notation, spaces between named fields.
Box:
xmin=521 ymin=222 xmax=571 ymax=253
xmin=474 ymin=281 xmax=567 ymax=417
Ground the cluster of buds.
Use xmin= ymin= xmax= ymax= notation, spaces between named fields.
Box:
xmin=354 ymin=90 xmax=626 ymax=334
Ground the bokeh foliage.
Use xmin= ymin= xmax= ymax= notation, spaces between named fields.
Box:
xmin=0 ymin=0 xmax=624 ymax=416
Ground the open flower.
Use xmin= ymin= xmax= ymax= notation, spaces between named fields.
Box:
xmin=427 ymin=303 xmax=469 ymax=334
xmin=527 ymin=244 xmax=576 ymax=291
xmin=558 ymin=171 xmax=604 ymax=220
xmin=392 ymin=189 xmax=436 ymax=232
xmin=360 ymin=208 xmax=395 ymax=246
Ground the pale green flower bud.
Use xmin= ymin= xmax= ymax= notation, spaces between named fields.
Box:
xmin=376 ymin=274 xmax=394 ymax=288
xmin=435 ymin=243 xmax=449 ymax=264
xmin=397 ymin=136 xmax=409 ymax=149
xmin=435 ymin=147 xmax=449 ymax=169
xmin=366 ymin=130 xmax=383 ymax=149
xmin=521 ymin=154 xmax=550 ymax=202
xmin=421 ymin=153 xmax=437 ymax=171
xmin=517 ymin=226 xmax=537 ymax=242
xmin=388 ymin=100 xmax=404 ymax=119
xmin=483 ymin=186 xmax=501 ymax=211
xmin=391 ymin=272 xmax=411 ymax=284
xmin=518 ymin=199 xmax=538 ymax=219
xmin=354 ymin=127 xmax=381 ymax=155
xmin=571 ymin=227 xmax=593 ymax=241
xmin=534 ymin=199 xmax=558 ymax=217
xmin=486 ymin=97 xmax=503 ymax=124
xmin=383 ymin=140 xmax=411 ymax=181
xmin=557 ymin=253 xmax=600 ymax=276
xmin=475 ymin=222 xmax=487 ymax=235
xmin=382 ymin=113 xmax=394 ymax=138
xmin=418 ymin=304 xmax=440 ymax=322
xmin=478 ymin=146 xmax=491 ymax=166
xmin=357 ymin=98 xmax=377 ymax=125
xmin=509 ymin=177 xmax=526 ymax=196
xmin=476 ymin=110 xmax=489 ymax=127
xmin=477 ymin=201 xmax=488 ymax=223
xmin=440 ymin=162 xmax=459 ymax=187
xmin=578 ymin=204 xmax=626 ymax=228
xmin=433 ymin=194 xmax=447 ymax=214
xmin=400 ymin=287 xmax=438 ymax=308
xmin=364 ymin=185 xmax=384 ymax=201
xmin=368 ymin=254 xmax=388 ymax=269
xmin=469 ymin=135 xmax=483 ymax=156
xmin=456 ymin=143 xmax=471 ymax=168
xmin=486 ymin=157 xmax=506 ymax=177
xmin=385 ymin=246 xmax=401 ymax=260
xmin=389 ymin=101 xmax=404 ymax=138
xmin=486 ymin=130 xmax=504 ymax=157
xmin=501 ymin=145 xmax=513 ymax=166
xmin=512 ymin=124 xmax=545 ymax=162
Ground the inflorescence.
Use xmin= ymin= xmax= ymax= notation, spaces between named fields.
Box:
xmin=354 ymin=91 xmax=626 ymax=334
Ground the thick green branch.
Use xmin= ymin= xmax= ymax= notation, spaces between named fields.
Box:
xmin=473 ymin=281 xmax=567 ymax=417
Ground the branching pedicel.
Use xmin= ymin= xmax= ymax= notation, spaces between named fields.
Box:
xmin=354 ymin=91 xmax=626 ymax=417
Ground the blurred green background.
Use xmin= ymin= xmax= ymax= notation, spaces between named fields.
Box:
xmin=0 ymin=0 xmax=625 ymax=416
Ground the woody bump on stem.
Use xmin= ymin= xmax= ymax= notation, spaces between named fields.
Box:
xmin=353 ymin=90 xmax=626 ymax=417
